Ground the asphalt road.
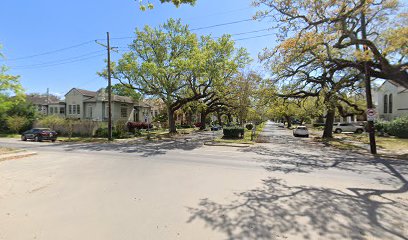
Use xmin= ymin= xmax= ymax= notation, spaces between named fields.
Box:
xmin=0 ymin=122 xmax=407 ymax=240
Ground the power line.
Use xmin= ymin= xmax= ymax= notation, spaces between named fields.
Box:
xmin=1 ymin=40 xmax=95 ymax=61
xmin=110 ymin=18 xmax=256 ymax=40
xmin=4 ymin=18 xmax=262 ymax=61
xmin=10 ymin=50 xmax=105 ymax=68
xmin=235 ymin=33 xmax=275 ymax=41
xmin=12 ymin=53 xmax=105 ymax=69
xmin=192 ymin=18 xmax=254 ymax=31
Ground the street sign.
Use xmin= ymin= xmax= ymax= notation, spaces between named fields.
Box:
xmin=367 ymin=108 xmax=376 ymax=121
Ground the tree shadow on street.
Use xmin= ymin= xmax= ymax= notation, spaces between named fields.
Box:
xmin=60 ymin=132 xmax=214 ymax=157
xmin=188 ymin=134 xmax=408 ymax=239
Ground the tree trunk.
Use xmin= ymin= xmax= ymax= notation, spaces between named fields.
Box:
xmin=200 ymin=112 xmax=207 ymax=130
xmin=168 ymin=108 xmax=177 ymax=133
xmin=323 ymin=109 xmax=335 ymax=139
xmin=217 ymin=111 xmax=223 ymax=126
xmin=227 ymin=114 xmax=232 ymax=124
xmin=284 ymin=115 xmax=292 ymax=128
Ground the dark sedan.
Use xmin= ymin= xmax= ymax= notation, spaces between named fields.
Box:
xmin=21 ymin=128 xmax=58 ymax=142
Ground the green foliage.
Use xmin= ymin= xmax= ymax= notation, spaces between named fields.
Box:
xmin=223 ymin=126 xmax=245 ymax=139
xmin=0 ymin=100 xmax=37 ymax=132
xmin=111 ymin=18 xmax=249 ymax=133
xmin=37 ymin=115 xmax=65 ymax=130
xmin=111 ymin=84 xmax=141 ymax=102
xmin=374 ymin=120 xmax=390 ymax=133
xmin=5 ymin=115 xmax=29 ymax=133
xmin=387 ymin=116 xmax=408 ymax=138
xmin=0 ymin=49 xmax=24 ymax=118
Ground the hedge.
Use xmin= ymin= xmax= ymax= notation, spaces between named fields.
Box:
xmin=127 ymin=122 xmax=153 ymax=132
xmin=387 ymin=116 xmax=408 ymax=138
xmin=223 ymin=126 xmax=245 ymax=139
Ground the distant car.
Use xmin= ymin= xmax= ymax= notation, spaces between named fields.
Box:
xmin=278 ymin=123 xmax=285 ymax=128
xmin=293 ymin=126 xmax=309 ymax=137
xmin=210 ymin=125 xmax=222 ymax=131
xmin=21 ymin=128 xmax=58 ymax=142
xmin=333 ymin=123 xmax=364 ymax=134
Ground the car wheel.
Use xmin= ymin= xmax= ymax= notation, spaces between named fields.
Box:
xmin=34 ymin=136 xmax=42 ymax=142
xmin=356 ymin=129 xmax=363 ymax=134
xmin=335 ymin=129 xmax=342 ymax=134
xmin=21 ymin=135 xmax=27 ymax=141
xmin=51 ymin=139 xmax=56 ymax=143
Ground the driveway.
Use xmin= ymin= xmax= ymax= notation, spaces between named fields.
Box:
xmin=0 ymin=123 xmax=407 ymax=240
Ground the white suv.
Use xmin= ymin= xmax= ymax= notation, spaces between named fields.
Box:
xmin=333 ymin=123 xmax=364 ymax=134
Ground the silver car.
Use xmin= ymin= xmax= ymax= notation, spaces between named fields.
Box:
xmin=333 ymin=123 xmax=364 ymax=134
xmin=293 ymin=126 xmax=309 ymax=137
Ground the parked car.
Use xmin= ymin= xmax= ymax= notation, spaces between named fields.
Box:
xmin=21 ymin=128 xmax=58 ymax=142
xmin=211 ymin=125 xmax=222 ymax=131
xmin=333 ymin=123 xmax=364 ymax=134
xmin=293 ymin=126 xmax=309 ymax=137
xmin=278 ymin=123 xmax=285 ymax=128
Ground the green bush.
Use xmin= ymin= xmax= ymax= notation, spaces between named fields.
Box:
xmin=223 ymin=127 xmax=245 ymax=139
xmin=94 ymin=128 xmax=109 ymax=138
xmin=374 ymin=121 xmax=390 ymax=134
xmin=387 ymin=116 xmax=408 ymax=138
xmin=5 ymin=115 xmax=29 ymax=133
xmin=245 ymin=123 xmax=253 ymax=130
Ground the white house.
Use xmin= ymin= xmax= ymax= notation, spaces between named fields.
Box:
xmin=377 ymin=81 xmax=408 ymax=121
xmin=64 ymin=88 xmax=152 ymax=123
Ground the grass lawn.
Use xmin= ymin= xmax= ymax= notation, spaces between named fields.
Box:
xmin=339 ymin=134 xmax=408 ymax=151
xmin=0 ymin=133 xmax=20 ymax=138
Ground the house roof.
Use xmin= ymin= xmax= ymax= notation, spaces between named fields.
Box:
xmin=75 ymin=88 xmax=97 ymax=97
xmin=26 ymin=95 xmax=60 ymax=105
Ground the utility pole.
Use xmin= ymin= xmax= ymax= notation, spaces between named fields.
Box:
xmin=46 ymin=88 xmax=50 ymax=115
xmin=96 ymin=32 xmax=117 ymax=141
xmin=361 ymin=11 xmax=377 ymax=154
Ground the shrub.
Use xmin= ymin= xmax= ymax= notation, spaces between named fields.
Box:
xmin=374 ymin=121 xmax=390 ymax=134
xmin=387 ymin=116 xmax=408 ymax=138
xmin=127 ymin=122 xmax=153 ymax=132
xmin=245 ymin=123 xmax=253 ymax=130
xmin=5 ymin=115 xmax=29 ymax=133
xmin=94 ymin=128 xmax=109 ymax=138
xmin=223 ymin=126 xmax=245 ymax=139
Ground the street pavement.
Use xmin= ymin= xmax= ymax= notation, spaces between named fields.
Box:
xmin=0 ymin=122 xmax=407 ymax=240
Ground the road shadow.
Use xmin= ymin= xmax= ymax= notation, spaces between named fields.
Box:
xmin=188 ymin=176 xmax=408 ymax=240
xmin=60 ymin=132 xmax=215 ymax=157
xmin=188 ymin=125 xmax=408 ymax=239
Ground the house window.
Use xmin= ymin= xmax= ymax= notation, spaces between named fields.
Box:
xmin=121 ymin=104 xmax=127 ymax=118
xmin=389 ymin=94 xmax=393 ymax=114
xmin=73 ymin=105 xmax=77 ymax=114
xmin=50 ymin=107 xmax=54 ymax=114
xmin=60 ymin=107 xmax=65 ymax=114
xmin=383 ymin=95 xmax=388 ymax=114
xmin=69 ymin=105 xmax=72 ymax=114
xmin=77 ymin=105 xmax=80 ymax=114
xmin=88 ymin=107 xmax=93 ymax=118
xmin=155 ymin=110 xmax=158 ymax=117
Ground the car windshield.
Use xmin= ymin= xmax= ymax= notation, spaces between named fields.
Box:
xmin=34 ymin=128 xmax=51 ymax=131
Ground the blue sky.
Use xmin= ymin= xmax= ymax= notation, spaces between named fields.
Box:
xmin=0 ymin=0 xmax=275 ymax=97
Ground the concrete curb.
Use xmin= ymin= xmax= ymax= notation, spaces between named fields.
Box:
xmin=204 ymin=141 xmax=252 ymax=148
xmin=0 ymin=151 xmax=37 ymax=162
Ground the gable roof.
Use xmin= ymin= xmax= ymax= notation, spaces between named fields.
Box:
xmin=26 ymin=95 xmax=60 ymax=105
